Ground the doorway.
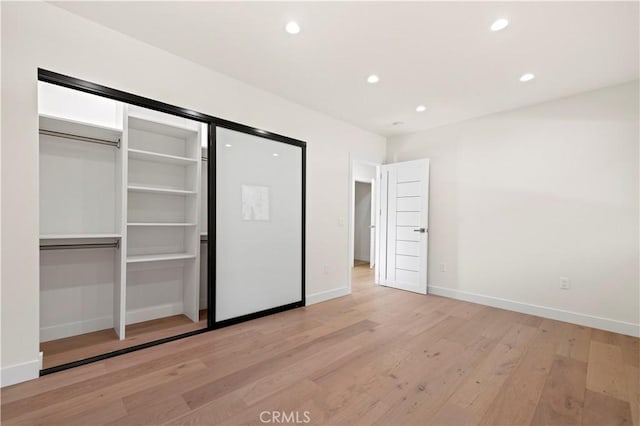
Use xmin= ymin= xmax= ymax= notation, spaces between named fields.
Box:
xmin=349 ymin=159 xmax=379 ymax=293
xmin=354 ymin=181 xmax=372 ymax=267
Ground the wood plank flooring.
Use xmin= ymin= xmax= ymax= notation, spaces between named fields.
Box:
xmin=40 ymin=310 xmax=208 ymax=369
xmin=3 ymin=266 xmax=638 ymax=425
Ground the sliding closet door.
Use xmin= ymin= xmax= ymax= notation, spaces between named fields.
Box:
xmin=215 ymin=127 xmax=303 ymax=322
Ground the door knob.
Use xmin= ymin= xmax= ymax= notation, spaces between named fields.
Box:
xmin=413 ymin=228 xmax=426 ymax=233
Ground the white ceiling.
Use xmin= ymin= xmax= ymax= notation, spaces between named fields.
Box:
xmin=54 ymin=1 xmax=639 ymax=137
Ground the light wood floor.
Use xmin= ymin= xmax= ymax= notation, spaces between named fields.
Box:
xmin=41 ymin=310 xmax=208 ymax=369
xmin=2 ymin=266 xmax=638 ymax=425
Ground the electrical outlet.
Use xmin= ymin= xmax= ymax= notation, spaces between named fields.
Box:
xmin=439 ymin=263 xmax=447 ymax=272
xmin=560 ymin=277 xmax=570 ymax=290
xmin=323 ymin=264 xmax=329 ymax=275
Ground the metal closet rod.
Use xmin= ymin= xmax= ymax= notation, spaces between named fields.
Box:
xmin=40 ymin=241 xmax=120 ymax=251
xmin=39 ymin=129 xmax=121 ymax=149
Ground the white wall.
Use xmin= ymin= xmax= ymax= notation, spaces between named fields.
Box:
xmin=353 ymin=162 xmax=377 ymax=182
xmin=388 ymin=81 xmax=639 ymax=336
xmin=354 ymin=182 xmax=372 ymax=262
xmin=0 ymin=1 xmax=385 ymax=385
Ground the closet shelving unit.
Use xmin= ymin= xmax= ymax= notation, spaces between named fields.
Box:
xmin=199 ymin=147 xmax=209 ymax=310
xmin=38 ymin=83 xmax=205 ymax=364
xmin=125 ymin=106 xmax=203 ymax=325
xmin=38 ymin=82 xmax=126 ymax=342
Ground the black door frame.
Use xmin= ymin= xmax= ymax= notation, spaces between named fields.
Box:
xmin=38 ymin=69 xmax=306 ymax=375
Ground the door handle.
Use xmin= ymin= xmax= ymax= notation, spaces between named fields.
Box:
xmin=413 ymin=228 xmax=426 ymax=233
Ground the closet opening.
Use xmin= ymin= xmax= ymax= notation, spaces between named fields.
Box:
xmin=37 ymin=69 xmax=305 ymax=375
xmin=38 ymin=75 xmax=210 ymax=371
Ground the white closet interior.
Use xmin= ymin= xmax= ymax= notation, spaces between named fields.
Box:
xmin=38 ymin=82 xmax=207 ymax=350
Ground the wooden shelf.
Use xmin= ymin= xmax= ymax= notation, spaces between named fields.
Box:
xmin=128 ymin=149 xmax=197 ymax=166
xmin=128 ymin=185 xmax=196 ymax=196
xmin=40 ymin=233 xmax=121 ymax=240
xmin=128 ymin=223 xmax=196 ymax=227
xmin=126 ymin=253 xmax=196 ymax=263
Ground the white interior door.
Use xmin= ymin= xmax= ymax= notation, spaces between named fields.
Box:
xmin=379 ymin=159 xmax=429 ymax=294
xmin=369 ymin=178 xmax=376 ymax=268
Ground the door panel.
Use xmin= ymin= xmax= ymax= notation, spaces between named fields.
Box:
xmin=396 ymin=241 xmax=420 ymax=256
xmin=396 ymin=255 xmax=419 ymax=271
xmin=397 ymin=212 xmax=420 ymax=226
xmin=397 ymin=181 xmax=421 ymax=197
xmin=370 ymin=178 xmax=376 ymax=268
xmin=397 ymin=197 xmax=421 ymax=212
xmin=215 ymin=127 xmax=302 ymax=322
xmin=379 ymin=159 xmax=429 ymax=294
xmin=396 ymin=227 xmax=420 ymax=241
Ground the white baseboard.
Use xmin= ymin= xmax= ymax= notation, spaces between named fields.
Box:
xmin=1 ymin=359 xmax=39 ymax=387
xmin=40 ymin=316 xmax=113 ymax=342
xmin=126 ymin=302 xmax=184 ymax=325
xmin=428 ymin=285 xmax=640 ymax=337
xmin=306 ymin=287 xmax=351 ymax=305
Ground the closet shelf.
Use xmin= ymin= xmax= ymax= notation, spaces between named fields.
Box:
xmin=40 ymin=233 xmax=121 ymax=240
xmin=128 ymin=223 xmax=196 ymax=227
xmin=40 ymin=114 xmax=122 ymax=145
xmin=128 ymin=149 xmax=197 ymax=166
xmin=128 ymin=115 xmax=198 ymax=139
xmin=128 ymin=185 xmax=197 ymax=196
xmin=126 ymin=253 xmax=196 ymax=263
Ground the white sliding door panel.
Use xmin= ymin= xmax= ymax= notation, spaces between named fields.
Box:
xmin=379 ymin=159 xmax=430 ymax=294
xmin=216 ymin=127 xmax=302 ymax=322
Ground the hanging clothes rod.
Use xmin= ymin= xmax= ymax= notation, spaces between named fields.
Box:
xmin=39 ymin=129 xmax=121 ymax=149
xmin=202 ymin=157 xmax=208 ymax=161
xmin=40 ymin=241 xmax=120 ymax=251
xmin=200 ymin=236 xmax=208 ymax=243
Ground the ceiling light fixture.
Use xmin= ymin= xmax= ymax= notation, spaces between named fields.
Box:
xmin=273 ymin=153 xmax=279 ymax=157
xmin=519 ymin=73 xmax=535 ymax=82
xmin=490 ymin=18 xmax=509 ymax=32
xmin=285 ymin=21 xmax=300 ymax=35
xmin=416 ymin=105 xmax=426 ymax=112
xmin=225 ymin=144 xmax=232 ymax=147
xmin=367 ymin=74 xmax=380 ymax=84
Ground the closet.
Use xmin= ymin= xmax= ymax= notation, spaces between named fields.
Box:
xmin=38 ymin=82 xmax=208 ymax=369
xmin=37 ymin=69 xmax=305 ymax=373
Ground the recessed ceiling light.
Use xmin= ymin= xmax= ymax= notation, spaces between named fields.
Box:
xmin=519 ymin=73 xmax=535 ymax=82
xmin=285 ymin=21 xmax=300 ymax=35
xmin=367 ymin=74 xmax=380 ymax=84
xmin=416 ymin=105 xmax=426 ymax=112
xmin=392 ymin=121 xmax=404 ymax=126
xmin=273 ymin=153 xmax=279 ymax=157
xmin=490 ymin=18 xmax=509 ymax=32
